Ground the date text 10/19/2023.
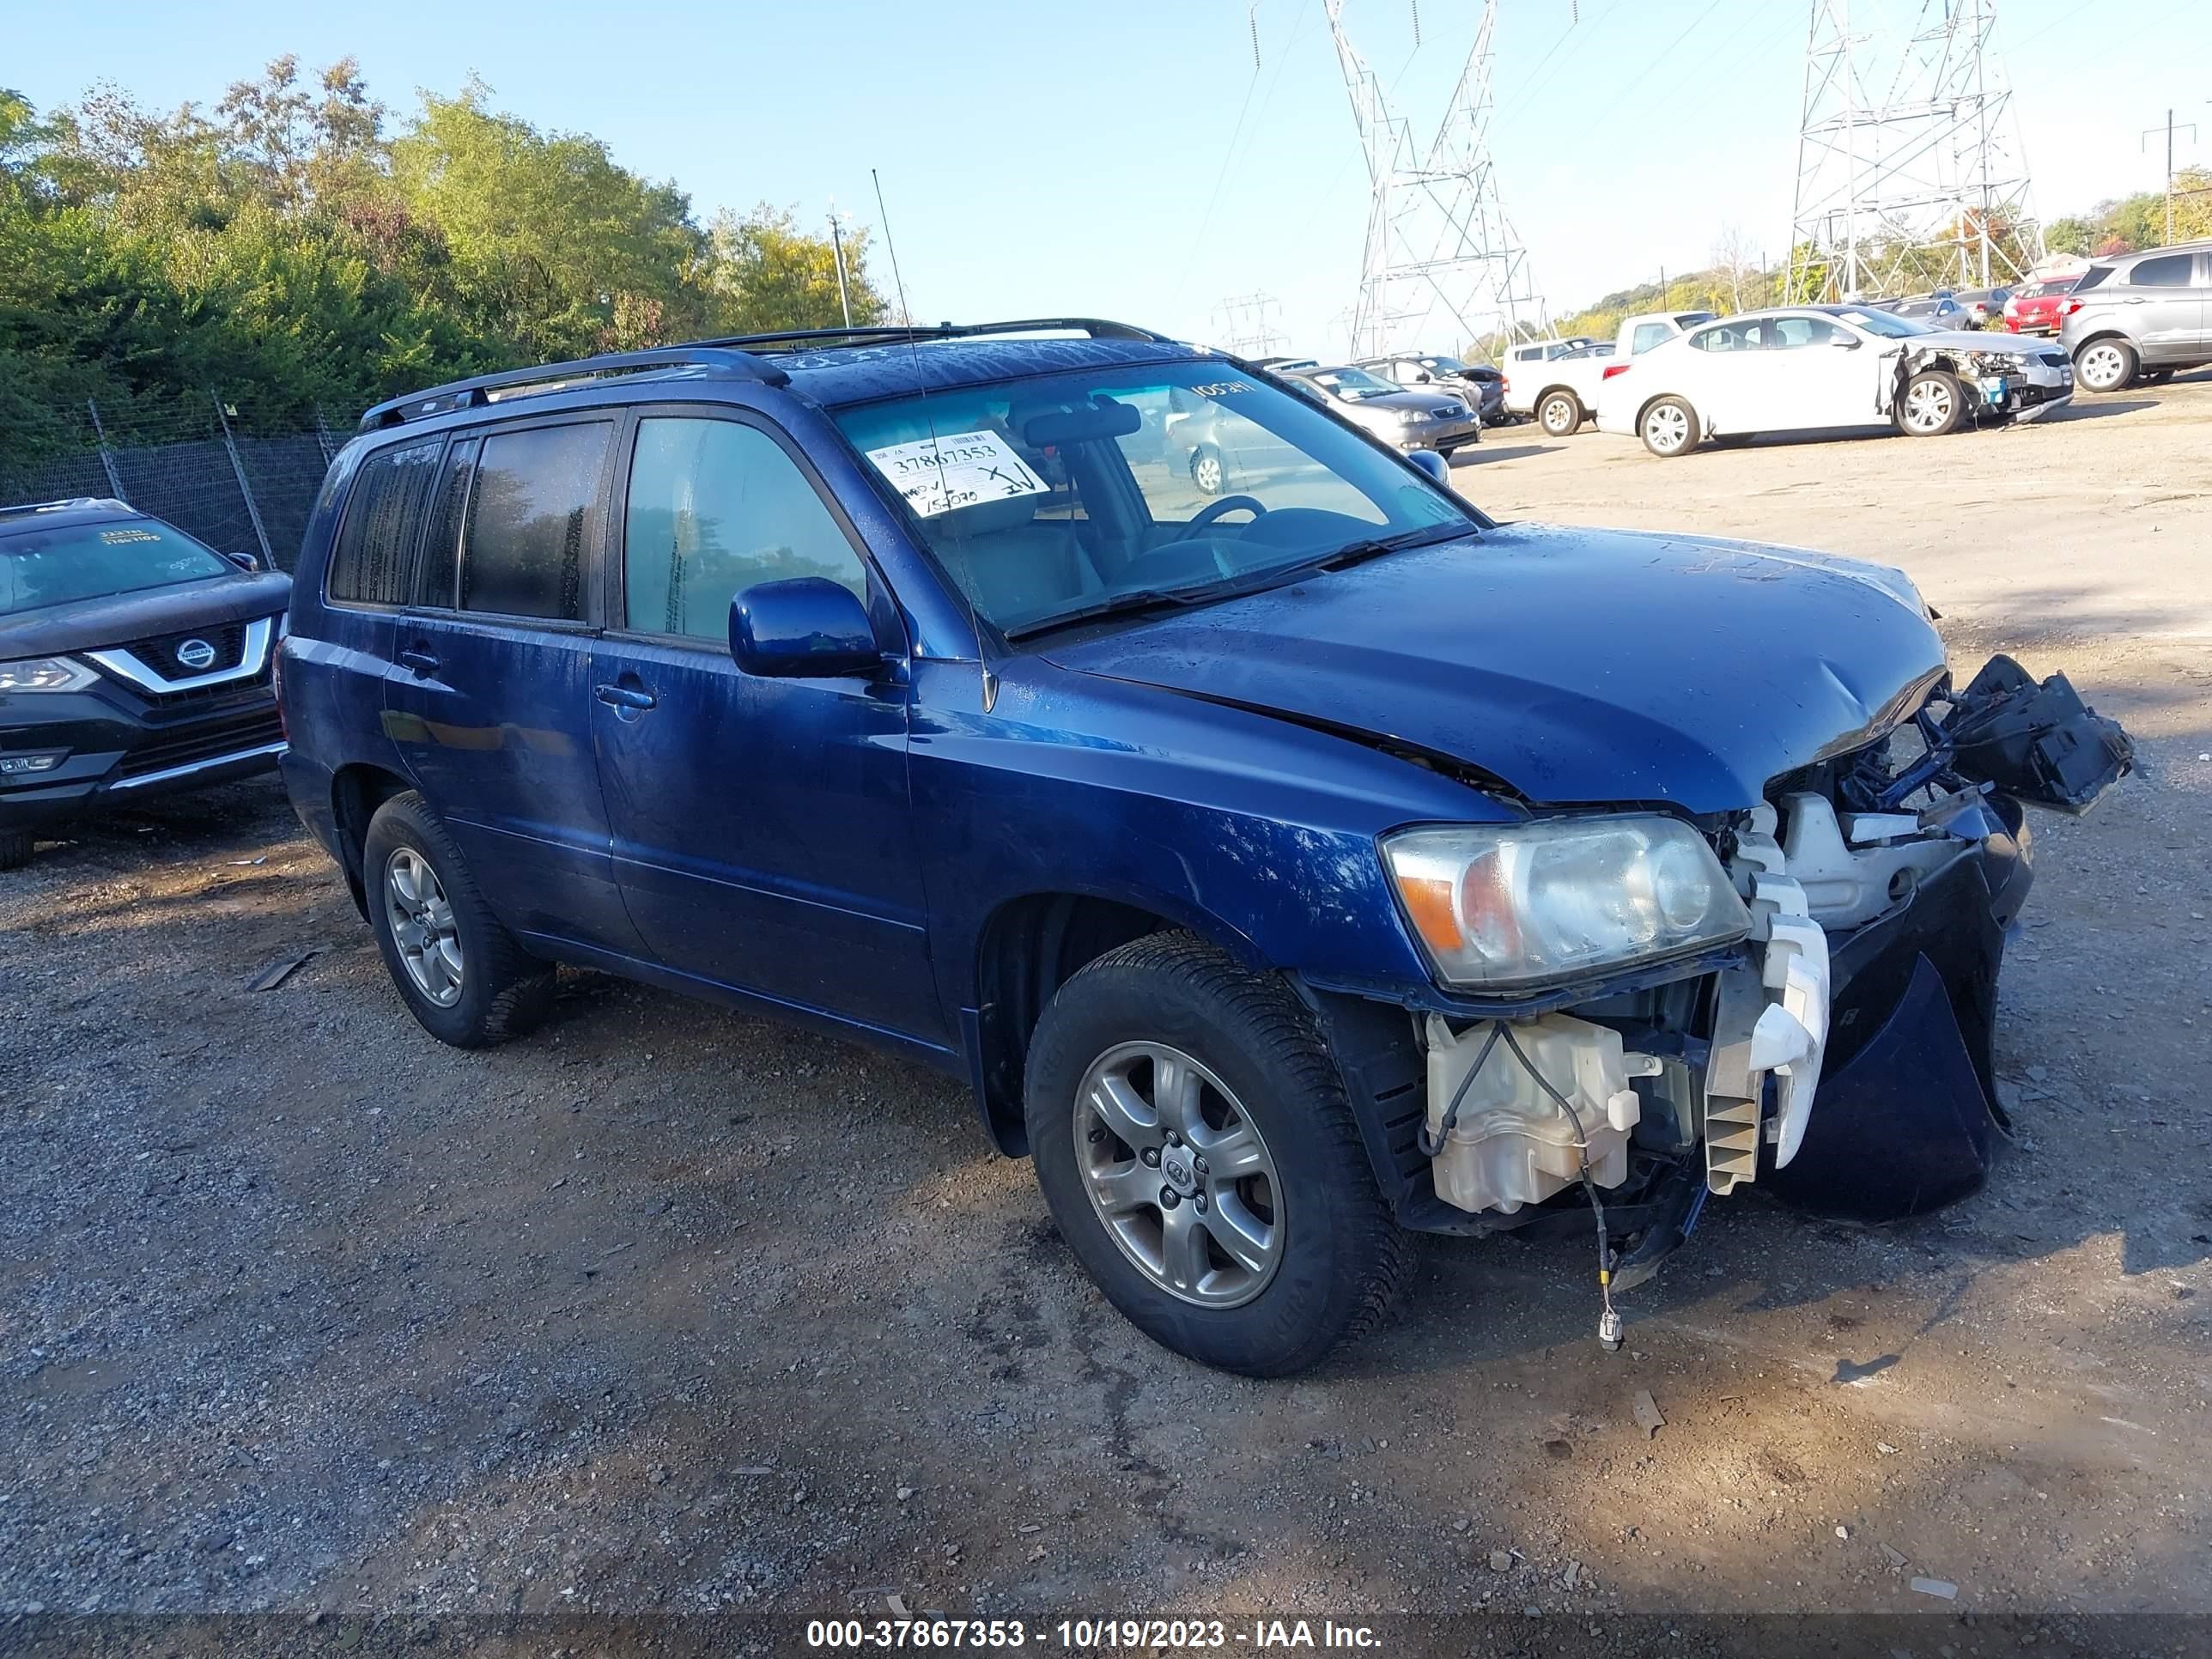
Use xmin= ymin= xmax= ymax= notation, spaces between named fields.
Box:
xmin=805 ymin=1619 xmax=1382 ymax=1650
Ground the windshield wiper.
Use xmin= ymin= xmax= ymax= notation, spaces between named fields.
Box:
xmin=1308 ymin=522 xmax=1474 ymax=573
xmin=1004 ymin=587 xmax=1212 ymax=641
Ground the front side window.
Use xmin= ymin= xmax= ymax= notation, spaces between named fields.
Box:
xmin=459 ymin=422 xmax=611 ymax=621
xmin=1767 ymin=315 xmax=1844 ymax=349
xmin=2130 ymin=252 xmax=2192 ymax=287
xmin=623 ymin=417 xmax=866 ymax=641
xmin=329 ymin=440 xmax=441 ymax=605
xmin=835 ymin=360 xmax=1475 ymax=640
xmin=0 ymin=516 xmax=232 ymax=614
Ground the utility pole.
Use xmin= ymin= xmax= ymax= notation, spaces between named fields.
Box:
xmin=827 ymin=209 xmax=854 ymax=328
xmin=2142 ymin=109 xmax=2198 ymax=246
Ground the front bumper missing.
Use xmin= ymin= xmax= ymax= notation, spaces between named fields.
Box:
xmin=1323 ymin=653 xmax=2127 ymax=1246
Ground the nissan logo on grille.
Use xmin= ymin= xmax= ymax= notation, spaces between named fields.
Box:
xmin=174 ymin=638 xmax=218 ymax=672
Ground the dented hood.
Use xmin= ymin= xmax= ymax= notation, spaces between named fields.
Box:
xmin=1044 ymin=523 xmax=1947 ymax=814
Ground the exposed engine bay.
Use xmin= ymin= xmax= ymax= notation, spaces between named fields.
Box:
xmin=1386 ymin=655 xmax=2130 ymax=1337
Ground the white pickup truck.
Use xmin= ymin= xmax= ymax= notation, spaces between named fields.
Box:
xmin=1504 ymin=309 xmax=1717 ymax=436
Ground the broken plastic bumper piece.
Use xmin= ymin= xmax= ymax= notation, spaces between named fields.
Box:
xmin=1942 ymin=653 xmax=2132 ymax=813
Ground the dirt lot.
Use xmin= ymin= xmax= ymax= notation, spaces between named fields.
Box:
xmin=4 ymin=374 xmax=2210 ymax=1643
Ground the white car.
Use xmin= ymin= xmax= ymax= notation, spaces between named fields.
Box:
xmin=1595 ymin=305 xmax=2075 ymax=458
xmin=1502 ymin=312 xmax=1717 ymax=436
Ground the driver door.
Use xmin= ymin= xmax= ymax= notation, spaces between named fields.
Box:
xmin=1761 ymin=315 xmax=1882 ymax=429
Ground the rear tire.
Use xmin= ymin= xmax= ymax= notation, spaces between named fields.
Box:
xmin=1639 ymin=397 xmax=1701 ymax=458
xmin=1537 ymin=391 xmax=1582 ymax=437
xmin=0 ymin=830 xmax=32 ymax=871
xmin=2140 ymin=368 xmax=2174 ymax=386
xmin=1024 ymin=932 xmax=1408 ymax=1376
xmin=363 ymin=791 xmax=555 ymax=1048
xmin=1896 ymin=368 xmax=1964 ymax=436
xmin=1189 ymin=445 xmax=1225 ymax=496
xmin=2074 ymin=337 xmax=2136 ymax=394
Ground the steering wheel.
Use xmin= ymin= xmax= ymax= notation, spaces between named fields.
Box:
xmin=1173 ymin=494 xmax=1268 ymax=538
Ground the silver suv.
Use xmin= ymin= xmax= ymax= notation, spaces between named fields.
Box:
xmin=2059 ymin=240 xmax=2212 ymax=392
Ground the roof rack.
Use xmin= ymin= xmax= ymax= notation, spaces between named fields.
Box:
xmin=704 ymin=317 xmax=1176 ymax=352
xmin=357 ymin=344 xmax=793 ymax=433
xmin=0 ymin=495 xmax=131 ymax=520
xmin=356 ymin=319 xmax=1179 ymax=434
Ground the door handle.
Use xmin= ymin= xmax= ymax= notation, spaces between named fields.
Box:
xmin=398 ymin=647 xmax=439 ymax=678
xmin=593 ymin=682 xmax=657 ymax=712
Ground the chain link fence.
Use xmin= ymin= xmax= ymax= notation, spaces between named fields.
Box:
xmin=0 ymin=394 xmax=343 ymax=574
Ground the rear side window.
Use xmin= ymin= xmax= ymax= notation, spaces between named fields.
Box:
xmin=328 ymin=441 xmax=441 ymax=605
xmin=2130 ymin=252 xmax=2193 ymax=287
xmin=622 ymin=416 xmax=866 ymax=641
xmin=459 ymin=422 xmax=611 ymax=621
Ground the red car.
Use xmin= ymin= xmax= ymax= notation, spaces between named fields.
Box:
xmin=2002 ymin=276 xmax=2080 ymax=336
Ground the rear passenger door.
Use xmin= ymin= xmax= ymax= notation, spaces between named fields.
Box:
xmin=2124 ymin=252 xmax=2203 ymax=362
xmin=586 ymin=408 xmax=939 ymax=1042
xmin=381 ymin=416 xmax=646 ymax=957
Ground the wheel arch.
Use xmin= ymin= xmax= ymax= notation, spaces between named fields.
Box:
xmin=964 ymin=890 xmax=1267 ymax=1157
xmin=330 ymin=762 xmax=414 ymax=919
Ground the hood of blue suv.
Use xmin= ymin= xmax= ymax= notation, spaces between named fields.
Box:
xmin=1043 ymin=523 xmax=1946 ymax=814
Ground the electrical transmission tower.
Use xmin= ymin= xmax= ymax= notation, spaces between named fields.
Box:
xmin=1212 ymin=292 xmax=1287 ymax=358
xmin=1787 ymin=0 xmax=2045 ymax=302
xmin=1325 ymin=0 xmax=1547 ymax=359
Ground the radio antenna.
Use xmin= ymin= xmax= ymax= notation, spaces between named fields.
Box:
xmin=871 ymin=167 xmax=999 ymax=713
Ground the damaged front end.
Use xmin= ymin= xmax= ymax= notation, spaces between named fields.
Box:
xmin=1316 ymin=655 xmax=2130 ymax=1315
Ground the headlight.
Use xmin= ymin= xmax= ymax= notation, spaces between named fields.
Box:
xmin=0 ymin=657 xmax=99 ymax=693
xmin=1381 ymin=816 xmax=1749 ymax=990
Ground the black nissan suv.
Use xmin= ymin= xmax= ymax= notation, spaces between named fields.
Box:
xmin=0 ymin=498 xmax=290 ymax=869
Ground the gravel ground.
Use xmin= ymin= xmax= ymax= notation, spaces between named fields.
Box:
xmin=3 ymin=372 xmax=2209 ymax=1650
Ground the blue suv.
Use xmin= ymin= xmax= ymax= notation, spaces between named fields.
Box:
xmin=279 ymin=319 xmax=2129 ymax=1375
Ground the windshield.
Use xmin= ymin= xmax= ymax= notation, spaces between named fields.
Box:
xmin=0 ymin=517 xmax=234 ymax=614
xmin=1307 ymin=367 xmax=1397 ymax=399
xmin=835 ymin=361 xmax=1477 ymax=640
xmin=1419 ymin=356 xmax=1468 ymax=374
xmin=1833 ymin=307 xmax=1933 ymax=338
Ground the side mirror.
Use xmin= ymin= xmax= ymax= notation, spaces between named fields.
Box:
xmin=1413 ymin=369 xmax=1433 ymax=383
xmin=1406 ymin=449 xmax=1452 ymax=487
xmin=1829 ymin=334 xmax=1863 ymax=349
xmin=730 ymin=578 xmax=882 ymax=678
xmin=226 ymin=550 xmax=260 ymax=572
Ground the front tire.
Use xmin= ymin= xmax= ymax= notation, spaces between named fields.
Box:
xmin=1896 ymin=368 xmax=1964 ymax=436
xmin=1639 ymin=396 xmax=1701 ymax=458
xmin=363 ymin=791 xmax=555 ymax=1048
xmin=2074 ymin=337 xmax=2136 ymax=393
xmin=0 ymin=830 xmax=32 ymax=872
xmin=1537 ymin=391 xmax=1582 ymax=437
xmin=1024 ymin=933 xmax=1408 ymax=1376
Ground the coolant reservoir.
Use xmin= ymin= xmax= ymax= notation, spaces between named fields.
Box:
xmin=1425 ymin=1014 xmax=1650 ymax=1216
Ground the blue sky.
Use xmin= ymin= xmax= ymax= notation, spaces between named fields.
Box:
xmin=10 ymin=0 xmax=2207 ymax=355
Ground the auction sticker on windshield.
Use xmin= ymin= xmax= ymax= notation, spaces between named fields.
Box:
xmin=865 ymin=430 xmax=1050 ymax=518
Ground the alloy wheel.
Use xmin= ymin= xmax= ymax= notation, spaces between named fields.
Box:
xmin=384 ymin=847 xmax=464 ymax=1006
xmin=1191 ymin=451 xmax=1224 ymax=494
xmin=2077 ymin=343 xmax=2127 ymax=392
xmin=1903 ymin=379 xmax=1955 ymax=433
xmin=1073 ymin=1041 xmax=1284 ymax=1309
